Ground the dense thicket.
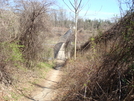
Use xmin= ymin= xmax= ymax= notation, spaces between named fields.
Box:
xmin=18 ymin=0 xmax=52 ymax=67
xmin=0 ymin=0 xmax=52 ymax=85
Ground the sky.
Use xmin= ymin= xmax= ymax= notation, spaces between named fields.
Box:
xmin=53 ymin=0 xmax=129 ymax=20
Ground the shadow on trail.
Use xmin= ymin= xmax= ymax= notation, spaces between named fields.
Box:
xmin=21 ymin=68 xmax=63 ymax=101
xmin=44 ymin=78 xmax=59 ymax=83
xmin=31 ymin=82 xmax=57 ymax=89
xmin=31 ymin=83 xmax=48 ymax=89
xmin=18 ymin=89 xmax=36 ymax=101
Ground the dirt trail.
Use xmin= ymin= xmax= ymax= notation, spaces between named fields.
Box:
xmin=24 ymin=69 xmax=62 ymax=101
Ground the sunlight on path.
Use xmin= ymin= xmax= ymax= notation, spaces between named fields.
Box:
xmin=30 ymin=69 xmax=62 ymax=101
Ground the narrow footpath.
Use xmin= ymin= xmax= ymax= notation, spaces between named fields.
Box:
xmin=23 ymin=69 xmax=62 ymax=101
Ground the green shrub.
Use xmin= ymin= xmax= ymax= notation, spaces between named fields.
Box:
xmin=0 ymin=41 xmax=24 ymax=66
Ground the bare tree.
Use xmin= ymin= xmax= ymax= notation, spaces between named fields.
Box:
xmin=16 ymin=0 xmax=53 ymax=67
xmin=62 ymin=0 xmax=89 ymax=60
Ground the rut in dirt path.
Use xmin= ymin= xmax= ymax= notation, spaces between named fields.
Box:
xmin=29 ymin=69 xmax=62 ymax=101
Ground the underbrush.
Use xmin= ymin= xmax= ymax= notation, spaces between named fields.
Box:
xmin=0 ymin=42 xmax=24 ymax=86
xmin=0 ymin=1 xmax=53 ymax=100
xmin=0 ymin=61 xmax=53 ymax=101
xmin=55 ymin=13 xmax=134 ymax=101
xmin=0 ymin=0 xmax=52 ymax=87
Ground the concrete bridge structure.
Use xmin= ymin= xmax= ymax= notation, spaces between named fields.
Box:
xmin=53 ymin=29 xmax=74 ymax=69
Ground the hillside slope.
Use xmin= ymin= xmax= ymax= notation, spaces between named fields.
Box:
xmin=55 ymin=12 xmax=134 ymax=101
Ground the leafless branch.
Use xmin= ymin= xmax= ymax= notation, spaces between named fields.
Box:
xmin=77 ymin=0 xmax=82 ymax=11
xmin=69 ymin=0 xmax=75 ymax=10
xmin=62 ymin=0 xmax=74 ymax=12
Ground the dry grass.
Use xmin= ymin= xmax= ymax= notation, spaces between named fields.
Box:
xmin=0 ymin=62 xmax=53 ymax=101
xmin=54 ymin=12 xmax=134 ymax=101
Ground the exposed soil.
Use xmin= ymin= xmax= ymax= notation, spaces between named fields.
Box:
xmin=21 ymin=69 xmax=62 ymax=101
